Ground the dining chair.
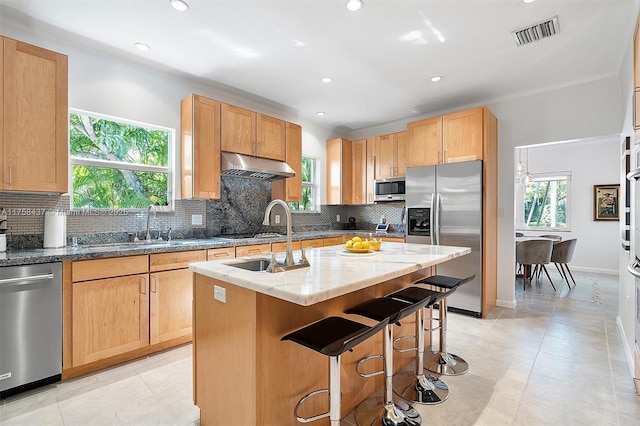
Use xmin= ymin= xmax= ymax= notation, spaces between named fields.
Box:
xmin=515 ymin=239 xmax=555 ymax=290
xmin=551 ymin=238 xmax=577 ymax=288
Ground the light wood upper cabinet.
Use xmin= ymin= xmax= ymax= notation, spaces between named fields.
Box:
xmin=272 ymin=122 xmax=302 ymax=202
xmin=221 ymin=103 xmax=286 ymax=161
xmin=407 ymin=106 xmax=490 ymax=166
xmin=352 ymin=138 xmax=367 ymax=205
xmin=375 ymin=132 xmax=406 ymax=178
xmin=326 ymin=138 xmax=352 ymax=205
xmin=442 ymin=107 xmax=484 ymax=163
xmin=256 ymin=113 xmax=286 ymax=161
xmin=221 ymin=103 xmax=256 ymax=156
xmin=181 ymin=94 xmax=221 ymax=199
xmin=407 ymin=116 xmax=442 ymax=167
xmin=2 ymin=36 xmax=68 ymax=193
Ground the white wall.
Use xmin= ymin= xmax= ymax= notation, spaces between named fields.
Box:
xmin=515 ymin=137 xmax=620 ymax=273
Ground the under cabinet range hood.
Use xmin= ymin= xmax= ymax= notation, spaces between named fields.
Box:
xmin=220 ymin=152 xmax=295 ymax=181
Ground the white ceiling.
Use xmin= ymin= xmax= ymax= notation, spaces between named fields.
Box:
xmin=0 ymin=0 xmax=636 ymax=133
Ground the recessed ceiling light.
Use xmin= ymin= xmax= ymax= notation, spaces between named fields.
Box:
xmin=522 ymin=0 xmax=535 ymax=3
xmin=316 ymin=112 xmax=326 ymax=116
xmin=134 ymin=42 xmax=150 ymax=52
xmin=430 ymin=75 xmax=442 ymax=82
xmin=321 ymin=77 xmax=333 ymax=83
xmin=346 ymin=0 xmax=363 ymax=12
xmin=170 ymin=0 xmax=189 ymax=11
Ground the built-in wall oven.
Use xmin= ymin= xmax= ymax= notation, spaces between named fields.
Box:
xmin=626 ymin=150 xmax=640 ymax=394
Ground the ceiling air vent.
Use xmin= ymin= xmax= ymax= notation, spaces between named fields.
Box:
xmin=512 ymin=15 xmax=560 ymax=46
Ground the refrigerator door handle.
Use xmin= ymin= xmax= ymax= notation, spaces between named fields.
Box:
xmin=435 ymin=192 xmax=442 ymax=245
xmin=429 ymin=193 xmax=436 ymax=244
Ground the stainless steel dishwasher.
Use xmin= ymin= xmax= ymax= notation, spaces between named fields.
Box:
xmin=0 ymin=262 xmax=62 ymax=398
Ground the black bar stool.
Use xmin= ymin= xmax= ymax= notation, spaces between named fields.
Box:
xmin=346 ymin=295 xmax=432 ymax=426
xmin=385 ymin=286 xmax=450 ymax=404
xmin=415 ymin=274 xmax=475 ymax=376
xmin=281 ymin=316 xmax=389 ymax=425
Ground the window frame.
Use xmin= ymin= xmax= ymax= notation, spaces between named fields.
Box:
xmin=290 ymin=156 xmax=320 ymax=213
xmin=516 ymin=171 xmax=571 ymax=232
xmin=68 ymin=108 xmax=175 ymax=210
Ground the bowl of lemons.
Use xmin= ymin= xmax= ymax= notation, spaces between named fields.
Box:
xmin=344 ymin=236 xmax=381 ymax=253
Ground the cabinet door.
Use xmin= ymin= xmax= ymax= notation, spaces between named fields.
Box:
xmin=272 ymin=122 xmax=302 ymax=202
xmin=352 ymin=139 xmax=367 ymax=204
xmin=181 ymin=95 xmax=221 ymax=199
xmin=256 ymin=114 xmax=286 ymax=161
xmin=443 ymin=107 xmax=483 ymax=163
xmin=72 ymin=274 xmax=149 ymax=366
xmin=3 ymin=37 xmax=68 ymax=192
xmin=326 ymin=138 xmax=352 ymax=205
xmin=150 ymin=269 xmax=193 ymax=344
xmin=406 ymin=116 xmax=442 ymax=167
xmin=221 ymin=103 xmax=256 ymax=156
xmin=375 ymin=134 xmax=396 ymax=179
xmin=635 ymin=89 xmax=640 ymax=130
xmin=394 ymin=131 xmax=407 ymax=177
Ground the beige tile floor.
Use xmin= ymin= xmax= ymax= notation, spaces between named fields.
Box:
xmin=1 ymin=270 xmax=638 ymax=425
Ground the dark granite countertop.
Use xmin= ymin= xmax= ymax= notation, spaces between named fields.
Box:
xmin=0 ymin=230 xmax=405 ymax=266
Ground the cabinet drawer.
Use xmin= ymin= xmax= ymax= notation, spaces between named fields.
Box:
xmin=301 ymin=239 xmax=323 ymax=249
xmin=271 ymin=240 xmax=301 ymax=253
xmin=207 ymin=247 xmax=236 ymax=260
xmin=235 ymin=243 xmax=271 ymax=257
xmin=323 ymin=237 xmax=345 ymax=247
xmin=382 ymin=237 xmax=405 ymax=243
xmin=150 ymin=250 xmax=206 ymax=272
xmin=72 ymin=255 xmax=149 ymax=282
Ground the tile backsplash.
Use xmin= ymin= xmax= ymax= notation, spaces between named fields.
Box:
xmin=0 ymin=177 xmax=405 ymax=250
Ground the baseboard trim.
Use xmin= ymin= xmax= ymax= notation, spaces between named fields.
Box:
xmin=615 ymin=315 xmax=636 ymax=382
xmin=496 ymin=298 xmax=517 ymax=309
xmin=571 ymin=266 xmax=618 ymax=275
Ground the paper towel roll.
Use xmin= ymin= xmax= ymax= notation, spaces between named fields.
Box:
xmin=44 ymin=211 xmax=66 ymax=248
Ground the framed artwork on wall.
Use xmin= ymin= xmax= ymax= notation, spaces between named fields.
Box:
xmin=593 ymin=184 xmax=619 ymax=221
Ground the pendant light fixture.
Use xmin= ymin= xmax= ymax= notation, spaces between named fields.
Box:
xmin=515 ymin=148 xmax=527 ymax=178
xmin=522 ymin=148 xmax=532 ymax=185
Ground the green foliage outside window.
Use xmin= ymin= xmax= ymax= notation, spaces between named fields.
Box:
xmin=69 ymin=112 xmax=171 ymax=209
xmin=289 ymin=157 xmax=316 ymax=212
xmin=523 ymin=179 xmax=567 ymax=229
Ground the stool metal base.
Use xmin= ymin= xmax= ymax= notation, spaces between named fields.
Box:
xmin=425 ymin=351 xmax=469 ymax=376
xmin=392 ymin=370 xmax=449 ymax=404
xmin=354 ymin=397 xmax=422 ymax=426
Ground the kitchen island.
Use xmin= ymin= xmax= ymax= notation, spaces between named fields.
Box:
xmin=190 ymin=242 xmax=470 ymax=426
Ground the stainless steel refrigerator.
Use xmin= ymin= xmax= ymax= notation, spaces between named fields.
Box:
xmin=405 ymin=160 xmax=483 ymax=317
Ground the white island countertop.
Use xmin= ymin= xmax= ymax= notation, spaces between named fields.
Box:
xmin=189 ymin=242 xmax=470 ymax=306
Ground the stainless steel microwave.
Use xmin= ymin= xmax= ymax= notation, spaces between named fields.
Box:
xmin=374 ymin=177 xmax=405 ymax=202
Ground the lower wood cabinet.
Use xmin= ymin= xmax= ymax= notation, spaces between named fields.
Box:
xmin=150 ymin=269 xmax=193 ymax=345
xmin=236 ymin=243 xmax=271 ymax=257
xmin=72 ymin=273 xmax=150 ymax=366
xmin=65 ymin=250 xmax=204 ymax=378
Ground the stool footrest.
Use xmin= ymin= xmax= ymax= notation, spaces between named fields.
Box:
xmin=355 ymin=354 xmax=384 ymax=378
xmin=294 ymin=389 xmax=330 ymax=423
xmin=393 ymin=335 xmax=417 ymax=353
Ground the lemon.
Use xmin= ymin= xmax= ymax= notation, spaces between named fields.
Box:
xmin=361 ymin=241 xmax=370 ymax=250
xmin=345 ymin=240 xmax=353 ymax=248
xmin=352 ymin=241 xmax=363 ymax=249
xmin=352 ymin=236 xmax=362 ymax=243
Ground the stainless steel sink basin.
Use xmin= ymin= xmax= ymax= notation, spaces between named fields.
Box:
xmin=227 ymin=258 xmax=271 ymax=272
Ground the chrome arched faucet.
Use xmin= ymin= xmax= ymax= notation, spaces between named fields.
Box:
xmin=263 ymin=199 xmax=294 ymax=266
